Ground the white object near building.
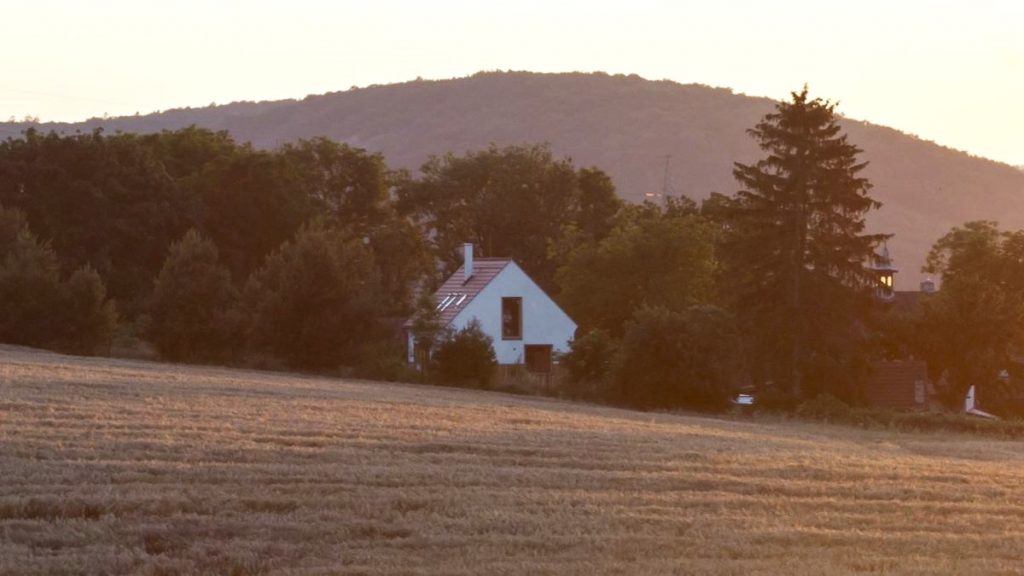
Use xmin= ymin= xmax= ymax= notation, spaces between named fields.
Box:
xmin=407 ymin=243 xmax=577 ymax=371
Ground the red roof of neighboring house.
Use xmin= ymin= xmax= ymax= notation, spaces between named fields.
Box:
xmin=431 ymin=258 xmax=511 ymax=326
xmin=862 ymin=360 xmax=930 ymax=411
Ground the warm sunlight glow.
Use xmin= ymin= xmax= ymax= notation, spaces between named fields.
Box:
xmin=0 ymin=0 xmax=1021 ymax=165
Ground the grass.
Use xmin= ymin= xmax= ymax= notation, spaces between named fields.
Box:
xmin=2 ymin=345 xmax=1024 ymax=575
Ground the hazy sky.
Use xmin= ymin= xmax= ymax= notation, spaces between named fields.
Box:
xmin=2 ymin=0 xmax=1021 ymax=165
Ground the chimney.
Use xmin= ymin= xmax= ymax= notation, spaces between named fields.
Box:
xmin=920 ymin=279 xmax=936 ymax=293
xmin=463 ymin=242 xmax=474 ymax=282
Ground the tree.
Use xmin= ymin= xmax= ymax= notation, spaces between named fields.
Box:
xmin=913 ymin=221 xmax=1024 ymax=407
xmin=0 ymin=219 xmax=64 ymax=347
xmin=58 ymin=266 xmax=118 ymax=355
xmin=362 ymin=217 xmax=432 ymax=317
xmin=575 ymin=167 xmax=622 ymax=241
xmin=0 ymin=129 xmax=195 ymax=308
xmin=0 ymin=205 xmax=117 ymax=353
xmin=199 ymin=150 xmax=314 ymax=280
xmin=408 ymin=291 xmax=443 ymax=370
xmin=149 ymin=230 xmax=238 ymax=362
xmin=243 ymin=224 xmax=384 ymax=370
xmin=719 ymin=87 xmax=886 ymax=398
xmin=556 ymin=201 xmax=716 ymax=336
xmin=396 ymin=144 xmax=622 ymax=290
xmin=562 ymin=329 xmax=618 ymax=397
xmin=612 ymin=305 xmax=741 ymax=411
xmin=278 ymin=138 xmax=392 ymax=231
xmin=431 ymin=319 xmax=497 ymax=388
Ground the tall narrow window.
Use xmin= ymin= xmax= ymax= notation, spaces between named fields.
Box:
xmin=502 ymin=297 xmax=522 ymax=340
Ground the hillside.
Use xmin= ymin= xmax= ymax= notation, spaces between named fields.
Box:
xmin=3 ymin=346 xmax=1024 ymax=574
xmin=4 ymin=72 xmax=1024 ymax=284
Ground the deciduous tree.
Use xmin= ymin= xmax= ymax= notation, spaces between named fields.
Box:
xmin=396 ymin=144 xmax=621 ymax=290
xmin=612 ymin=305 xmax=740 ymax=411
xmin=915 ymin=221 xmax=1024 ymax=408
xmin=149 ymin=230 xmax=238 ymax=362
xmin=556 ymin=201 xmax=716 ymax=336
xmin=243 ymin=224 xmax=384 ymax=370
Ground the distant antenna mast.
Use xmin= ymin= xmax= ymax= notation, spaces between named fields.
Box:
xmin=661 ymin=154 xmax=672 ymax=206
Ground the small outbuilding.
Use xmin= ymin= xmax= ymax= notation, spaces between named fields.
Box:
xmin=862 ymin=360 xmax=933 ymax=412
xmin=407 ymin=243 xmax=577 ymax=372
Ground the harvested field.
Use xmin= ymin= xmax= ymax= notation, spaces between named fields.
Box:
xmin=2 ymin=345 xmax=1024 ymax=575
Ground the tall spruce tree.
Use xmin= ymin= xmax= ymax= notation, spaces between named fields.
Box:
xmin=721 ymin=87 xmax=886 ymax=399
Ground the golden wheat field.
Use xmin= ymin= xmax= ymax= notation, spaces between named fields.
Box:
xmin=2 ymin=346 xmax=1024 ymax=575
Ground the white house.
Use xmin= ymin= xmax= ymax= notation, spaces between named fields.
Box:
xmin=407 ymin=243 xmax=577 ymax=371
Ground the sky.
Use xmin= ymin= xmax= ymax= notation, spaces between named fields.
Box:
xmin=1 ymin=0 xmax=1022 ymax=166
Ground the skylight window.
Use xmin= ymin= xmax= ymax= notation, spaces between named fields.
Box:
xmin=437 ymin=292 xmax=467 ymax=312
xmin=437 ymin=294 xmax=456 ymax=311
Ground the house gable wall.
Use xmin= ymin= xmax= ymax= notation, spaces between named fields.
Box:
xmin=450 ymin=262 xmax=577 ymax=364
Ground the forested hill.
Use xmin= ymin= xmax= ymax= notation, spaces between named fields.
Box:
xmin=3 ymin=71 xmax=1023 ymax=284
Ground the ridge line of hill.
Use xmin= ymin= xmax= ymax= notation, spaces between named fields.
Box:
xmin=3 ymin=71 xmax=1022 ymax=284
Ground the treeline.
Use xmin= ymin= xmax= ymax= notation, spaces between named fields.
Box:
xmin=2 ymin=91 xmax=1019 ymax=416
xmin=0 ymin=128 xmax=621 ymax=377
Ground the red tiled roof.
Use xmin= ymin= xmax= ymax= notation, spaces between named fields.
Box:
xmin=432 ymin=258 xmax=511 ymax=326
xmin=862 ymin=360 xmax=930 ymax=411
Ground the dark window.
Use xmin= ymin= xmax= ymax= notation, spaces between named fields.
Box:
xmin=502 ymin=297 xmax=522 ymax=340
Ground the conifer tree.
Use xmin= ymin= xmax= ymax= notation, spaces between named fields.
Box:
xmin=720 ymin=87 xmax=886 ymax=398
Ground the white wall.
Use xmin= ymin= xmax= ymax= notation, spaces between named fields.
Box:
xmin=450 ymin=262 xmax=577 ymax=365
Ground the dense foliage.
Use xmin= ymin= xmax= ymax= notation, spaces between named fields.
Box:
xmin=431 ymin=320 xmax=497 ymax=388
xmin=0 ymin=205 xmax=117 ymax=354
xmin=4 ymin=98 xmax=1013 ymax=418
xmin=397 ymin=143 xmax=622 ymax=290
xmin=612 ymin=306 xmax=741 ymax=411
xmin=714 ymin=88 xmax=886 ymax=399
xmin=911 ymin=221 xmax=1024 ymax=412
xmin=148 ymin=230 xmax=238 ymax=362
xmin=242 ymin=224 xmax=384 ymax=371
xmin=562 ymin=329 xmax=618 ymax=387
xmin=557 ymin=199 xmax=717 ymax=336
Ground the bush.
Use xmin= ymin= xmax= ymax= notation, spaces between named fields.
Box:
xmin=795 ymin=394 xmax=853 ymax=422
xmin=431 ymin=320 xmax=496 ymax=388
xmin=562 ymin=329 xmax=618 ymax=399
xmin=752 ymin=385 xmax=799 ymax=413
xmin=353 ymin=340 xmax=423 ymax=383
xmin=613 ymin=305 xmax=741 ymax=411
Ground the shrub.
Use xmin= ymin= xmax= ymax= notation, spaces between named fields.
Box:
xmin=564 ymin=329 xmax=617 ymax=384
xmin=431 ymin=320 xmax=496 ymax=388
xmin=353 ymin=340 xmax=423 ymax=383
xmin=613 ymin=305 xmax=741 ymax=411
xmin=561 ymin=329 xmax=618 ymax=399
xmin=795 ymin=394 xmax=853 ymax=422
